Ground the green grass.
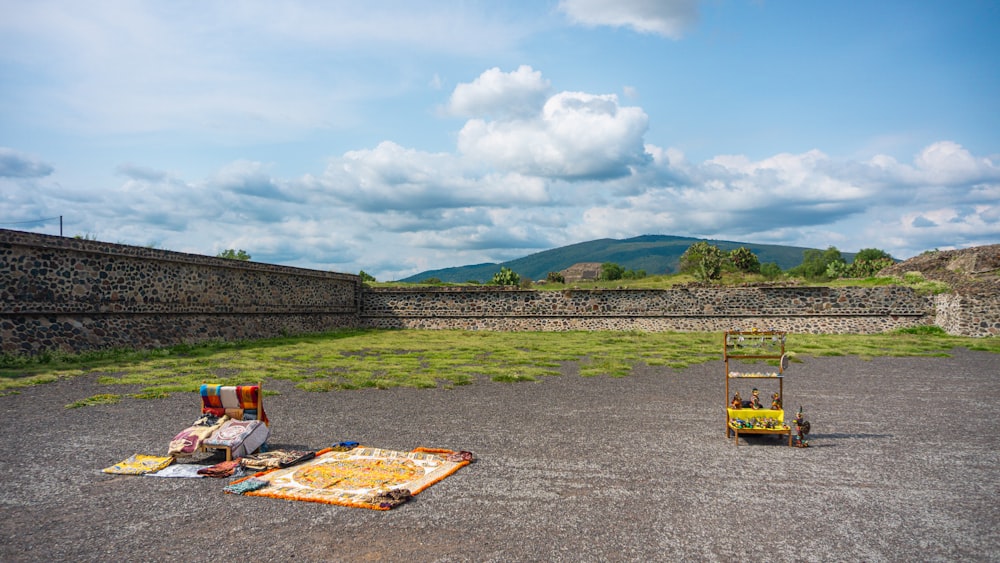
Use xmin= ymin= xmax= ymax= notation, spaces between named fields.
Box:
xmin=2 ymin=328 xmax=997 ymax=405
xmin=66 ymin=393 xmax=122 ymax=409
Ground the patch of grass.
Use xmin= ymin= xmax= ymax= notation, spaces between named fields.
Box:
xmin=2 ymin=328 xmax=996 ymax=402
xmin=895 ymin=325 xmax=948 ymax=336
xmin=66 ymin=393 xmax=122 ymax=409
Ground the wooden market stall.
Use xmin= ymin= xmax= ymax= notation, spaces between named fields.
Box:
xmin=724 ymin=330 xmax=792 ymax=446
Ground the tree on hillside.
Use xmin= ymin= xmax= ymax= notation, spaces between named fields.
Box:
xmin=217 ymin=249 xmax=251 ymax=260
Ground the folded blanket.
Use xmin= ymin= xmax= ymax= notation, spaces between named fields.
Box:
xmin=224 ymin=477 xmax=269 ymax=495
xmin=240 ymin=450 xmax=316 ymax=471
xmin=102 ymin=454 xmax=174 ymax=475
xmin=145 ymin=464 xmax=210 ymax=478
xmin=168 ymin=415 xmax=229 ymax=457
xmin=197 ymin=459 xmax=242 ymax=478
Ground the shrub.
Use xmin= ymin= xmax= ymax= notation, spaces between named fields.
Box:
xmin=729 ymin=247 xmax=761 ymax=274
xmin=850 ymin=258 xmax=895 ymax=278
xmin=491 ymin=267 xmax=521 ymax=286
xmin=760 ymin=263 xmax=783 ymax=279
xmin=680 ymin=242 xmax=724 ymax=281
xmin=601 ymin=262 xmax=625 ymax=281
xmin=825 ymin=260 xmax=851 ymax=278
xmin=546 ymin=272 xmax=565 ymax=284
xmin=217 ymin=249 xmax=251 ymax=260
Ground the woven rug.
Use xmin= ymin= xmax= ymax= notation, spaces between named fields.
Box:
xmin=229 ymin=446 xmax=473 ymax=510
xmin=102 ymin=454 xmax=174 ymax=475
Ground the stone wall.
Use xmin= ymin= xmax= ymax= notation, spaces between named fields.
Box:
xmin=0 ymin=229 xmax=359 ymax=354
xmin=934 ymin=293 xmax=1000 ymax=337
xmin=2 ymin=228 xmax=994 ymax=356
xmin=361 ymin=286 xmax=935 ymax=334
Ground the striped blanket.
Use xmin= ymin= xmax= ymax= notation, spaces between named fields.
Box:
xmin=200 ymin=384 xmax=268 ymax=425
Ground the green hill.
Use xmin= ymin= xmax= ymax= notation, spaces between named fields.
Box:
xmin=399 ymin=235 xmax=851 ymax=283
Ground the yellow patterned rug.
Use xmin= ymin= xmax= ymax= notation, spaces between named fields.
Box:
xmin=230 ymin=446 xmax=473 ymax=510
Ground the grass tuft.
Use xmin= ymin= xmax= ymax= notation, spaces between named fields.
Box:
xmin=66 ymin=393 xmax=122 ymax=409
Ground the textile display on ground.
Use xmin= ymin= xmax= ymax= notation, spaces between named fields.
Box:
xmin=102 ymin=454 xmax=174 ymax=475
xmin=227 ymin=446 xmax=474 ymax=510
xmin=145 ymin=464 xmax=211 ymax=478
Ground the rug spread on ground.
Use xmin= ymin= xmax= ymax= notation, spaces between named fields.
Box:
xmin=230 ymin=446 xmax=472 ymax=510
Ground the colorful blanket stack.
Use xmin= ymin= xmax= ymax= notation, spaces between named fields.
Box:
xmin=199 ymin=384 xmax=268 ymax=426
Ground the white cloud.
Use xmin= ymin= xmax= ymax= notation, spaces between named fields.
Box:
xmin=447 ymin=65 xmax=551 ymax=119
xmin=558 ymin=0 xmax=699 ymax=39
xmin=458 ymin=91 xmax=651 ymax=179
xmin=913 ymin=141 xmax=998 ymax=184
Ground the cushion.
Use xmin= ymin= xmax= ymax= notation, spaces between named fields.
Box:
xmin=204 ymin=419 xmax=270 ymax=458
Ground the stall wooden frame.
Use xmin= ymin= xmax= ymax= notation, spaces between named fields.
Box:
xmin=724 ymin=331 xmax=792 ymax=446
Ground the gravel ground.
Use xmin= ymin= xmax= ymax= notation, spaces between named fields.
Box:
xmin=1 ymin=349 xmax=998 ymax=562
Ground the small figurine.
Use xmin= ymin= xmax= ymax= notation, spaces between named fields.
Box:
xmin=749 ymin=388 xmax=762 ymax=410
xmin=771 ymin=392 xmax=782 ymax=410
xmin=793 ymin=406 xmax=811 ymax=447
xmin=731 ymin=392 xmax=743 ymax=409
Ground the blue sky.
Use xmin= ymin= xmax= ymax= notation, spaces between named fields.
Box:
xmin=1 ymin=0 xmax=998 ymax=280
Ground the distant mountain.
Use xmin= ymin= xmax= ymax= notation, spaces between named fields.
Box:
xmin=399 ymin=234 xmax=852 ymax=283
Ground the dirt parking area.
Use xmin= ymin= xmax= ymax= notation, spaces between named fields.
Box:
xmin=1 ymin=350 xmax=998 ymax=562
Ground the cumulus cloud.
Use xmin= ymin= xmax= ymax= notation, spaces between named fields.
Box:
xmin=866 ymin=141 xmax=1000 ymax=188
xmin=558 ymin=0 xmax=699 ymax=39
xmin=458 ymin=90 xmax=651 ymax=179
xmin=446 ymin=65 xmax=550 ymax=119
xmin=0 ymin=148 xmax=54 ymax=178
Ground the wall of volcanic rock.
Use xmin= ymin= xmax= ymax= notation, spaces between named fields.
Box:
xmin=4 ymin=228 xmax=994 ymax=356
xmin=934 ymin=292 xmax=1000 ymax=337
xmin=0 ymin=229 xmax=359 ymax=354
xmin=360 ymin=285 xmax=936 ymax=334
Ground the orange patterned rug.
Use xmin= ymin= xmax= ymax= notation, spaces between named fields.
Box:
xmin=230 ymin=446 xmax=473 ymax=510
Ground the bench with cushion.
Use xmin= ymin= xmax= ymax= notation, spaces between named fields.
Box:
xmin=197 ymin=383 xmax=270 ymax=460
